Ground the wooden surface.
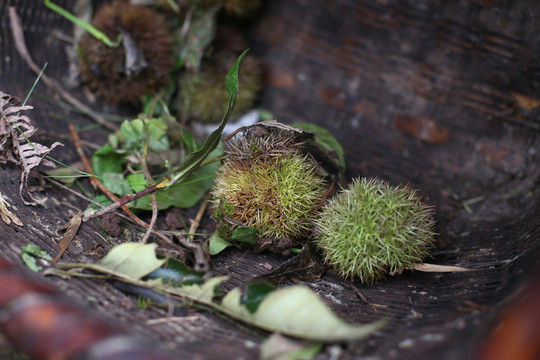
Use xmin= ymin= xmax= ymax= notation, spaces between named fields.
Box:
xmin=1 ymin=0 xmax=540 ymax=359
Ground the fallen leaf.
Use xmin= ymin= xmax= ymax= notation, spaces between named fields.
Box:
xmin=53 ymin=211 xmax=82 ymax=262
xmin=394 ymin=114 xmax=449 ymax=144
xmin=412 ymin=263 xmax=470 ymax=272
xmin=0 ymin=91 xmax=63 ymax=205
xmin=55 ymin=243 xmax=384 ymax=342
xmin=21 ymin=244 xmax=52 ymax=272
xmin=0 ymin=192 xmax=22 ymax=226
xmin=260 ymin=333 xmax=322 ymax=360
xmin=512 ymin=93 xmax=540 ymax=111
xmin=221 ymin=285 xmax=386 ymax=342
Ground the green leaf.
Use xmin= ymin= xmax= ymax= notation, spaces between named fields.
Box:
xmin=168 ymin=49 xmax=249 ymax=186
xmin=131 ymin=148 xmax=221 ymax=210
xmin=291 ymin=123 xmax=346 ymax=170
xmin=221 ymin=286 xmax=386 ymax=342
xmin=119 ymin=118 xmax=170 ymax=152
xmin=96 ymin=243 xmax=166 ymax=280
xmin=145 ymin=258 xmax=204 ymax=286
xmin=121 ymin=118 xmax=144 ymax=143
xmin=208 ymin=231 xmax=233 ymax=255
xmin=101 ymin=172 xmax=131 ymax=196
xmin=84 ymin=195 xmax=112 ymax=215
xmin=260 ymin=333 xmax=322 ymax=360
xmin=21 ymin=253 xmax=41 ymax=272
xmin=21 ymin=244 xmax=52 ymax=272
xmin=56 ymin=243 xmax=384 ymax=342
xmin=127 ymin=173 xmax=147 ymax=192
xmin=232 ymin=226 xmax=258 ymax=245
xmin=92 ymin=144 xmax=125 ymax=177
xmin=181 ymin=130 xmax=200 ymax=153
xmin=43 ymin=164 xmax=86 ymax=184
xmin=242 ymin=281 xmax=276 ymax=314
xmin=23 ymin=244 xmax=53 ymax=260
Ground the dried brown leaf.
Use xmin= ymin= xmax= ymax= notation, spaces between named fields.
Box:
xmin=0 ymin=192 xmax=23 ymax=226
xmin=0 ymin=91 xmax=64 ymax=205
xmin=394 ymin=114 xmax=449 ymax=144
xmin=412 ymin=263 xmax=470 ymax=272
xmin=54 ymin=211 xmax=83 ymax=263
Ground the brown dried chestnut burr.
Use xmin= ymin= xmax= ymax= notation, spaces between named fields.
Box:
xmin=77 ymin=2 xmax=173 ymax=104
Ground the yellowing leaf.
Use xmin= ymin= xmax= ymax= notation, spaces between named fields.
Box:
xmin=55 ymin=242 xmax=384 ymax=343
xmin=220 ymin=286 xmax=385 ymax=342
xmin=161 ymin=276 xmax=228 ymax=304
xmin=96 ymin=243 xmax=166 ymax=280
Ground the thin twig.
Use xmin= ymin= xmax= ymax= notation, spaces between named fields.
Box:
xmin=188 ymin=198 xmax=209 ymax=242
xmin=315 ymin=182 xmax=335 ymax=211
xmin=8 ymin=7 xmax=117 ymax=132
xmin=45 ymin=177 xmax=137 ymax=225
xmin=146 ymin=316 xmax=199 ymax=326
xmin=223 ymin=249 xmax=251 ymax=271
xmin=46 ymin=177 xmax=208 ymax=271
xmin=68 ymin=124 xmax=149 ymax=229
xmin=140 ymin=130 xmax=158 ymax=243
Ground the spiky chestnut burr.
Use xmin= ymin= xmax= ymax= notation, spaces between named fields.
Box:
xmin=77 ymin=2 xmax=173 ymax=104
xmin=211 ymin=125 xmax=329 ymax=253
xmin=177 ymin=52 xmax=263 ymax=123
xmin=314 ymin=177 xmax=436 ymax=284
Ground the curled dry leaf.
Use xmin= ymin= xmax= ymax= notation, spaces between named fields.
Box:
xmin=412 ymin=263 xmax=470 ymax=272
xmin=0 ymin=91 xmax=63 ymax=205
xmin=0 ymin=192 xmax=22 ymax=226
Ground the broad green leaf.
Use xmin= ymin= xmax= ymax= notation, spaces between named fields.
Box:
xmin=291 ymin=123 xmax=346 ymax=170
xmin=144 ymin=258 xmax=204 ymax=286
xmin=127 ymin=173 xmax=147 ymax=192
xmin=208 ymin=231 xmax=233 ymax=255
xmin=96 ymin=243 xmax=166 ymax=280
xmin=221 ymin=286 xmax=385 ymax=342
xmin=242 ymin=281 xmax=276 ymax=314
xmin=101 ymin=172 xmax=131 ymax=196
xmin=84 ymin=195 xmax=112 ymax=215
xmin=168 ymin=49 xmax=249 ymax=186
xmin=44 ymin=163 xmax=85 ymax=184
xmin=121 ymin=118 xmax=144 ymax=143
xmin=130 ymin=148 xmax=221 ymax=210
xmin=232 ymin=226 xmax=258 ymax=245
xmin=92 ymin=144 xmax=125 ymax=177
xmin=154 ymin=275 xmax=228 ymax=304
xmin=260 ymin=333 xmax=322 ymax=360
xmin=56 ymin=243 xmax=384 ymax=342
